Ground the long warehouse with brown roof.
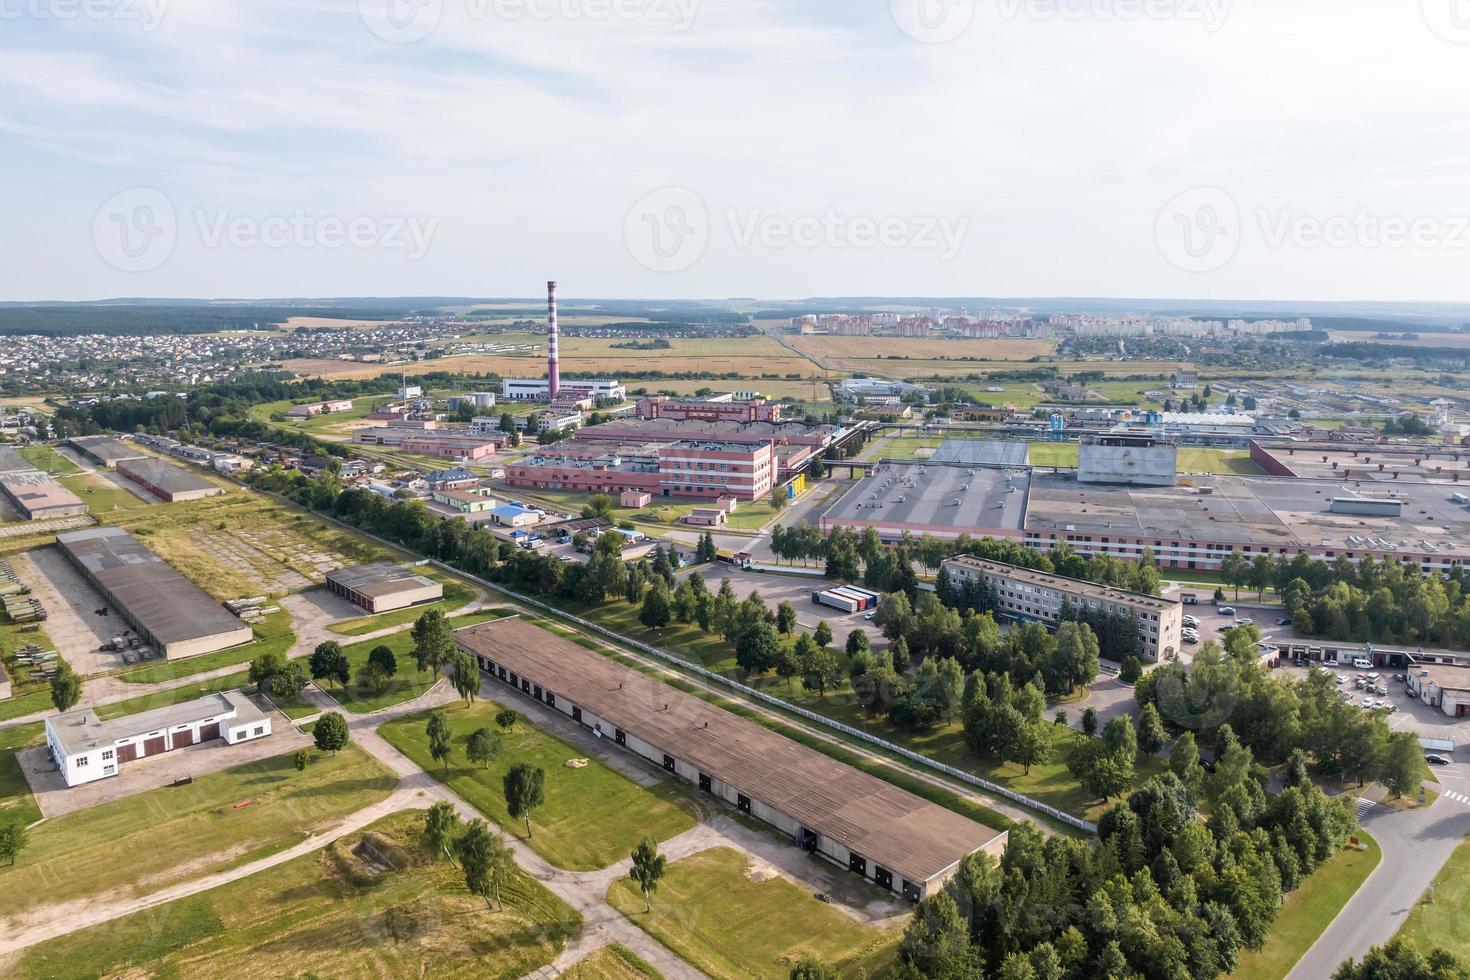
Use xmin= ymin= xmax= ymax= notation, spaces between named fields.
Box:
xmin=56 ymin=526 xmax=252 ymax=659
xmin=456 ymin=617 xmax=1006 ymax=900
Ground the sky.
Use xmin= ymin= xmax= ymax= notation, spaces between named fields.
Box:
xmin=3 ymin=0 xmax=1470 ymax=303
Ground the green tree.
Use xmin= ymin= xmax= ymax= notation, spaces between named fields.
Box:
xmin=1137 ymin=702 xmax=1167 ymax=755
xmin=735 ymin=620 xmax=781 ymax=675
xmin=495 ymin=708 xmax=520 ymax=733
xmin=1008 ymin=720 xmax=1051 ymax=775
xmin=457 ymin=818 xmax=515 ymax=911
xmin=800 ymin=642 xmax=844 ymax=699
xmin=427 ymin=710 xmax=453 ymax=773
xmin=309 ymin=640 xmax=350 ymax=690
xmin=639 ymin=580 xmax=672 ymax=630
xmin=1169 ymin=730 xmax=1203 ymax=792
xmin=846 ymin=629 xmax=870 ymax=658
xmin=467 ymin=727 xmax=501 ymax=768
xmin=1220 ymin=551 xmax=1249 ymax=601
xmin=776 ymin=601 xmax=798 ymax=634
xmin=313 ymin=711 xmax=349 ymax=755
xmin=49 ymin=665 xmax=81 ymax=714
xmin=813 ymin=620 xmax=833 ymax=648
xmin=450 ymin=649 xmax=479 ymax=704
xmin=367 ymin=644 xmax=398 ymax=679
xmin=293 ymin=748 xmax=309 ymax=772
xmin=789 ymin=957 xmax=839 ymax=980
xmin=628 ymin=836 xmax=667 ymax=912
xmin=248 ymin=649 xmax=289 ymax=695
xmin=0 ymin=822 xmax=28 ymax=868
xmin=503 ymin=762 xmax=546 ymax=837
xmin=1081 ymin=706 xmax=1098 ymax=736
xmin=1380 ymin=730 xmax=1426 ymax=799
xmin=410 ymin=608 xmax=457 ymax=674
xmin=1332 ymin=941 xmax=1468 ymax=979
xmin=422 ymin=800 xmax=460 ymax=860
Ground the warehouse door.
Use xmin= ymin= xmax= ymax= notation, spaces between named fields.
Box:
xmin=172 ymin=728 xmax=194 ymax=749
xmin=142 ymin=736 xmax=166 ymax=757
xmin=199 ymin=722 xmax=221 ymax=743
xmin=116 ymin=743 xmax=138 ymax=763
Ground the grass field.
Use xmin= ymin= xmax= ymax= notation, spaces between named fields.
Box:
xmin=14 ymin=445 xmax=79 ymax=476
xmin=0 ymin=722 xmax=43 ymax=831
xmin=563 ymin=945 xmax=663 ymax=980
xmin=1026 ymin=442 xmax=1263 ymax=475
xmin=118 ymin=608 xmax=295 ymax=685
xmin=607 ymin=847 xmax=899 ymax=980
xmin=1397 ymin=832 xmax=1470 ymax=959
xmin=1 ymin=811 xmax=582 ymax=980
xmin=0 ymin=744 xmax=397 ymax=929
xmin=379 ymin=700 xmax=696 ymax=871
xmin=327 ymin=570 xmax=477 ymax=635
xmin=1233 ymin=834 xmax=1381 ymax=980
xmin=99 ymin=671 xmax=318 ymax=721
xmin=0 ymin=616 xmax=62 ymax=698
xmin=57 ymin=469 xmax=154 ymax=515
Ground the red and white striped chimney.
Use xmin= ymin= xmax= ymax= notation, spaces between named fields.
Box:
xmin=547 ymin=280 xmax=560 ymax=400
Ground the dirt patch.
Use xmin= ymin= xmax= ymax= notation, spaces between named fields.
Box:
xmin=15 ymin=549 xmax=123 ymax=674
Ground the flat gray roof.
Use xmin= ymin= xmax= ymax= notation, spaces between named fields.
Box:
xmin=0 ymin=446 xmax=32 ymax=473
xmin=48 ymin=691 xmax=267 ymax=756
xmin=1024 ymin=473 xmax=1470 ymax=556
xmin=67 ymin=435 xmax=145 ymax=464
xmin=325 ymin=562 xmax=441 ymax=599
xmin=931 ymin=440 xmax=1029 ymax=466
xmin=115 ymin=457 xmax=217 ymax=494
xmin=824 ymin=461 xmax=1029 ymax=534
xmin=0 ymin=471 xmax=85 ymax=514
xmin=55 ymin=526 xmax=250 ymax=647
xmin=945 ymin=555 xmax=1176 ymax=613
xmin=457 ymin=618 xmax=1002 ymax=885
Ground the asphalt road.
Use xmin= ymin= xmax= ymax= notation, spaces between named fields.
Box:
xmin=1288 ymin=762 xmax=1470 ymax=978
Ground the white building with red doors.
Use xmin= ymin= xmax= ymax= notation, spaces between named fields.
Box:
xmin=45 ymin=691 xmax=272 ymax=788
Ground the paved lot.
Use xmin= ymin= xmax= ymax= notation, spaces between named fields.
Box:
xmin=20 ymin=696 xmax=310 ymax=818
xmin=681 ymin=565 xmax=888 ymax=649
xmin=15 ymin=547 xmax=128 ymax=674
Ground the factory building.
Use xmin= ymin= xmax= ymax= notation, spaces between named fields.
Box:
xmin=287 ymin=399 xmax=354 ymax=418
xmin=115 ymin=457 xmax=225 ymax=503
xmin=324 ymin=563 xmax=444 ymax=614
xmin=0 ymin=471 xmax=89 ymax=520
xmin=506 ymin=438 xmax=775 ymax=501
xmin=66 ymin=435 xmax=146 ymax=469
xmin=636 ymin=396 xmax=784 ymax=424
xmin=457 ymin=618 xmax=1006 ymax=899
xmin=1077 ymin=432 xmax=1179 ymax=487
xmin=501 ymin=378 xmax=626 ymax=403
xmin=45 ymin=691 xmax=272 ymax=788
xmin=56 ymin=527 xmax=253 ymax=659
xmin=942 ymin=555 xmax=1183 ymax=662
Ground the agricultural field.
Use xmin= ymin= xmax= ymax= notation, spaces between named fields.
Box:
xmin=626 ymin=378 xmax=829 ymax=403
xmin=788 ymin=335 xmax=1056 ymax=364
xmin=379 ymin=700 xmax=696 ymax=871
xmin=607 ymin=847 xmax=899 ymax=980
xmin=1 ymin=811 xmax=581 ymax=980
xmin=248 ymin=394 xmax=397 ymax=439
xmin=1327 ymin=330 xmax=1470 ymax=349
xmin=0 ymin=744 xmax=396 ymax=930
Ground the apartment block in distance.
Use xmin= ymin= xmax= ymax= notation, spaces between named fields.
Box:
xmin=941 ymin=555 xmax=1183 ymax=662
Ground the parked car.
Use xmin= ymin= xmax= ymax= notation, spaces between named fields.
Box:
xmin=1219 ymin=606 xmax=1237 ymax=617
xmin=864 ymin=611 xmax=876 ymax=621
xmin=1183 ymin=615 xmax=1200 ymax=628
xmin=1235 ymin=617 xmax=1254 ymax=627
xmin=1375 ymin=685 xmax=1388 ymax=696
xmin=1324 ymin=658 xmax=1339 ymax=667
xmin=1183 ymin=634 xmax=1200 ymax=644
xmin=1361 ymin=698 xmax=1374 ymax=709
xmin=1180 ymin=593 xmax=1199 ymax=605
xmin=1335 ymin=675 xmax=1345 ymax=685
xmin=1275 ymin=617 xmax=1292 ymax=626
xmin=1427 ymin=754 xmax=1452 ymax=766
xmin=1353 ymin=658 xmax=1374 ymax=670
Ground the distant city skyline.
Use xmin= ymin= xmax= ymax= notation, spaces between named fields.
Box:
xmin=4 ymin=2 xmax=1470 ymax=302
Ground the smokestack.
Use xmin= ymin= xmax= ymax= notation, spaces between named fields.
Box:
xmin=547 ymin=280 xmax=560 ymax=400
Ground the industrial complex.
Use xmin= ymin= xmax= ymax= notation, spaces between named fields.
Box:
xmin=114 ymin=457 xmax=225 ymax=503
xmin=66 ymin=434 xmax=145 ymax=469
xmin=55 ymin=526 xmax=253 ymax=659
xmin=0 ymin=468 xmax=87 ymax=521
xmin=457 ymin=617 xmax=1006 ymax=900
xmin=324 ymin=563 xmax=444 ymax=614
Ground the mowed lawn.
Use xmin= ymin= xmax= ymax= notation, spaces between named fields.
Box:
xmin=379 ymin=701 xmax=696 ymax=871
xmin=1 ymin=812 xmax=581 ymax=980
xmin=0 ymin=744 xmax=396 ymax=930
xmin=562 ymin=945 xmax=663 ymax=980
xmin=1398 ymin=832 xmax=1470 ymax=959
xmin=607 ymin=847 xmax=899 ymax=980
xmin=0 ymin=722 xmax=43 ymax=831
xmin=1232 ymin=834 xmax=1381 ymax=980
